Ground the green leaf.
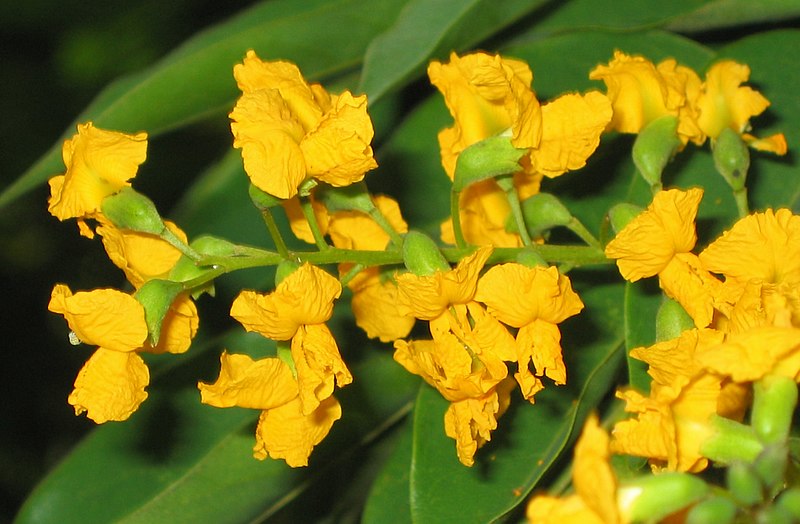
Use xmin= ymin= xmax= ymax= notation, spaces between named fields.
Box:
xmin=15 ymin=333 xmax=418 ymax=524
xmin=408 ymin=280 xmax=625 ymax=523
xmin=359 ymin=0 xmax=548 ymax=102
xmin=623 ymin=280 xmax=662 ymax=392
xmin=0 ymin=0 xmax=407 ymax=210
xmin=362 ymin=415 xmax=415 ymax=524
xmin=666 ymin=0 xmax=800 ymax=33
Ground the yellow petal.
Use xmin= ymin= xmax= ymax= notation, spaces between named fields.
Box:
xmin=657 ymin=253 xmax=724 ymax=329
xmin=349 ymin=269 xmax=415 ymax=342
xmin=300 ymin=91 xmax=378 ymax=186
xmin=695 ymin=326 xmax=800 ymax=382
xmin=253 ymin=396 xmax=341 ymax=467
xmin=517 ymin=320 xmax=567 ymax=387
xmin=291 ymin=323 xmax=352 ymax=415
xmin=605 ymin=187 xmax=703 ymax=281
xmin=48 ymin=284 xmax=147 ymax=352
xmin=97 ymin=218 xmax=187 ymax=288
xmin=743 ymin=132 xmax=788 ymax=155
xmin=441 ymin=180 xmax=522 ymax=247
xmin=328 ymin=194 xmax=407 ymax=251
xmin=230 ymin=88 xmax=307 ymax=199
xmin=527 ymin=494 xmax=605 ymax=524
xmin=230 ymin=264 xmax=342 ymax=340
xmin=68 ymin=348 xmax=149 ymax=423
xmin=696 ymin=60 xmax=770 ymax=139
xmin=572 ymin=414 xmax=620 ymax=524
xmin=198 ymin=351 xmax=297 ymax=409
xmin=48 ymin=122 xmax=147 ymax=222
xmin=533 ymin=91 xmax=612 ymax=178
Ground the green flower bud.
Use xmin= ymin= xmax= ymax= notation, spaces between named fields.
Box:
xmin=702 ymin=415 xmax=764 ymax=465
xmin=752 ymin=374 xmax=798 ymax=444
xmin=685 ymin=496 xmax=738 ymax=524
xmin=713 ymin=127 xmax=750 ymax=192
xmin=402 ymin=231 xmax=449 ymax=276
xmin=727 ymin=461 xmax=764 ymax=507
xmin=248 ymin=183 xmax=284 ymax=210
xmin=101 ymin=187 xmax=166 ymax=235
xmin=452 ymin=135 xmax=527 ymax=193
xmin=655 ymin=297 xmax=694 ymax=342
xmin=316 ymin=181 xmax=374 ymax=214
xmin=509 ymin=193 xmax=572 ymax=237
xmin=607 ymin=203 xmax=643 ymax=234
xmin=620 ymin=472 xmax=710 ymax=522
xmin=775 ymin=487 xmax=800 ymax=519
xmin=753 ymin=443 xmax=789 ymax=497
xmin=756 ymin=505 xmax=794 ymax=524
xmin=632 ymin=115 xmax=681 ymax=189
xmin=134 ymin=278 xmax=184 ymax=346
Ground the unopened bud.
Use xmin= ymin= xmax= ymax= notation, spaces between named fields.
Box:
xmin=713 ymin=127 xmax=750 ymax=192
xmin=453 ymin=135 xmax=527 ymax=192
xmin=620 ymin=471 xmax=710 ymax=523
xmin=752 ymin=374 xmax=798 ymax=445
xmin=402 ymin=231 xmax=449 ymax=276
xmin=316 ymin=181 xmax=374 ymax=214
xmin=727 ymin=461 xmax=763 ymax=507
xmin=655 ymin=297 xmax=694 ymax=342
xmin=685 ymin=495 xmax=738 ymax=524
xmin=632 ymin=115 xmax=681 ymax=189
xmin=511 ymin=193 xmax=572 ymax=237
xmin=248 ymin=183 xmax=283 ymax=210
xmin=101 ymin=187 xmax=166 ymax=235
xmin=608 ymin=203 xmax=643 ymax=234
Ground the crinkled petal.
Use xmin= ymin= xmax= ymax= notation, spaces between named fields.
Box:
xmin=695 ymin=326 xmax=800 ymax=382
xmin=743 ymin=132 xmax=788 ymax=155
xmin=533 ymin=91 xmax=612 ymax=178
xmin=68 ymin=348 xmax=149 ymax=423
xmin=291 ymin=323 xmax=352 ymax=415
xmin=517 ymin=320 xmax=567 ymax=387
xmin=572 ymin=414 xmax=621 ymax=524
xmin=605 ymin=187 xmax=703 ymax=281
xmin=48 ymin=122 xmax=147 ymax=221
xmin=48 ymin=284 xmax=147 ymax=352
xmin=198 ymin=351 xmax=298 ymax=409
xmin=696 ymin=60 xmax=770 ymax=138
xmin=349 ymin=269 xmax=415 ymax=342
xmin=657 ymin=253 xmax=723 ymax=329
xmin=253 ymin=396 xmax=341 ymax=467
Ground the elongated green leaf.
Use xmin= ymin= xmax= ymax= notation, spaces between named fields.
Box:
xmin=623 ymin=281 xmax=662 ymax=392
xmin=666 ymin=0 xmax=800 ymax=33
xmin=409 ymin=281 xmax=625 ymax=523
xmin=15 ymin=331 xmax=418 ymax=524
xmin=0 ymin=0 xmax=407 ymax=210
xmin=359 ymin=0 xmax=547 ymax=102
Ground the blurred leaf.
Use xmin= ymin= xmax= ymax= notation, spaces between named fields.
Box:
xmin=408 ymin=281 xmax=625 ymax=523
xmin=0 ymin=0 xmax=408 ymax=210
xmin=666 ymin=0 xmax=800 ymax=33
xmin=623 ymin=281 xmax=661 ymax=392
xmin=359 ymin=0 xmax=547 ymax=102
xmin=528 ymin=0 xmax=713 ymax=35
xmin=15 ymin=332 xmax=418 ymax=524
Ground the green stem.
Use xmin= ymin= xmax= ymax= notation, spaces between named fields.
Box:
xmin=566 ymin=217 xmax=601 ymax=249
xmin=300 ymin=195 xmax=330 ymax=251
xmin=450 ymin=189 xmax=467 ymax=249
xmin=339 ymin=263 xmax=366 ymax=288
xmin=259 ymin=207 xmax=290 ymax=259
xmin=733 ymin=187 xmax=749 ymax=218
xmin=497 ymin=176 xmax=532 ymax=246
xmin=367 ymin=206 xmax=404 ymax=248
xmin=161 ymin=227 xmax=202 ymax=262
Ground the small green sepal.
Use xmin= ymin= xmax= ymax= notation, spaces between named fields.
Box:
xmin=452 ymin=135 xmax=527 ymax=193
xmin=316 ymin=181 xmax=374 ymax=214
xmin=655 ymin=297 xmax=695 ymax=342
xmin=134 ymin=279 xmax=184 ymax=346
xmin=402 ymin=231 xmax=449 ymax=276
xmin=509 ymin=193 xmax=573 ymax=237
xmin=608 ymin=203 xmax=643 ymax=234
xmin=248 ymin=183 xmax=284 ymax=210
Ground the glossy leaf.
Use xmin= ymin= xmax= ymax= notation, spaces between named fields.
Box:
xmin=0 ymin=0 xmax=408 ymax=210
xmin=666 ymin=0 xmax=800 ymax=33
xmin=408 ymin=281 xmax=625 ymax=523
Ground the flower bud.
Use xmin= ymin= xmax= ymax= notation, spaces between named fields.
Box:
xmin=607 ymin=203 xmax=643 ymax=234
xmin=776 ymin=487 xmax=800 ymax=520
xmin=753 ymin=443 xmax=788 ymax=497
xmin=510 ymin=193 xmax=572 ymax=237
xmin=402 ymin=230 xmax=449 ymax=276
xmin=756 ymin=504 xmax=794 ymax=524
xmin=248 ymin=183 xmax=284 ymax=210
xmin=134 ymin=278 xmax=184 ymax=346
xmin=101 ymin=187 xmax=166 ymax=235
xmin=452 ymin=135 xmax=527 ymax=192
xmin=275 ymin=260 xmax=301 ymax=286
xmin=620 ymin=472 xmax=710 ymax=523
xmin=685 ymin=495 xmax=738 ymax=524
xmin=316 ymin=181 xmax=374 ymax=214
xmin=655 ymin=297 xmax=694 ymax=342
xmin=727 ymin=461 xmax=763 ymax=507
xmin=632 ymin=115 xmax=681 ymax=189
xmin=752 ymin=374 xmax=798 ymax=444
xmin=713 ymin=127 xmax=750 ymax=192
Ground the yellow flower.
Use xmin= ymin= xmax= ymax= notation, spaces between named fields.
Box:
xmin=230 ymin=50 xmax=377 ymax=199
xmin=696 ymin=60 xmax=787 ymax=154
xmin=230 ymin=263 xmax=349 ymax=415
xmin=96 ymin=217 xmax=188 ymax=288
xmin=612 ymin=329 xmax=727 ymax=472
xmin=589 ymin=51 xmax=703 ymax=145
xmin=198 ymin=351 xmax=341 ymax=467
xmin=47 ymin=122 xmax=148 ymax=237
xmin=476 ymin=263 xmax=583 ymax=399
xmin=527 ymin=414 xmax=621 ymax=524
xmin=67 ymin=348 xmax=149 ymax=423
xmin=441 ymin=180 xmax=523 ymax=247
xmin=695 ymin=326 xmax=800 ymax=382
xmin=395 ymin=246 xmax=492 ymax=320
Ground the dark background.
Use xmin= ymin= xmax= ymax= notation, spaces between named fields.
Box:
xmin=0 ymin=2 xmax=255 ymax=520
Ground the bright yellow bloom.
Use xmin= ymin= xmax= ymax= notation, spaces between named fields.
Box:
xmin=696 ymin=60 xmax=787 ymax=154
xmin=612 ymin=329 xmax=727 ymax=472
xmin=395 ymin=246 xmax=492 ymax=320
xmin=96 ymin=218 xmax=187 ymax=288
xmin=230 ymin=263 xmax=349 ymax=416
xmin=589 ymin=51 xmax=703 ymax=145
xmin=231 ymin=263 xmax=342 ymax=341
xmin=67 ymin=348 xmax=149 ymax=423
xmin=230 ymin=50 xmax=377 ymax=199
xmin=198 ymin=351 xmax=342 ymax=467
xmin=48 ymin=284 xmax=147 ymax=353
xmin=527 ymin=414 xmax=621 ymax=524
xmin=441 ymin=180 xmax=523 ymax=247
xmin=695 ymin=326 xmax=800 ymax=382
xmin=476 ymin=263 xmax=583 ymax=399
xmin=48 ymin=122 xmax=148 ymax=237
xmin=444 ymin=378 xmax=515 ymax=467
